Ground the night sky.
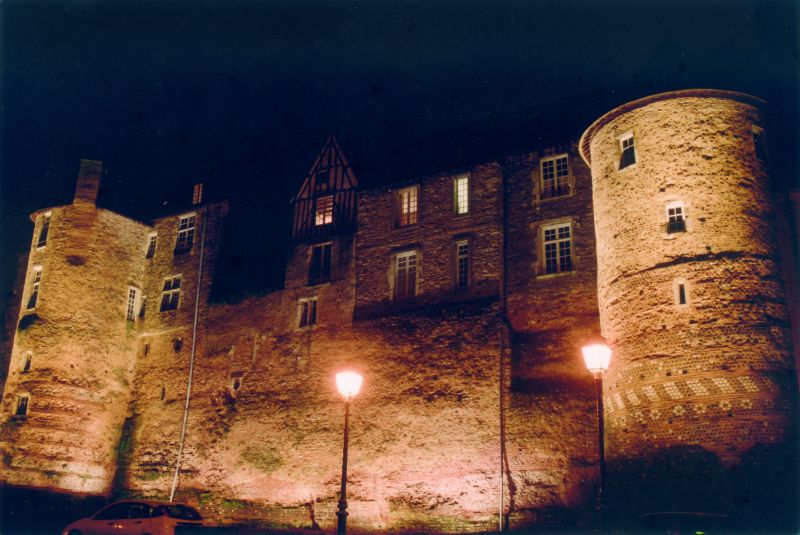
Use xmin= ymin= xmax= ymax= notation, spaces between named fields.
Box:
xmin=2 ymin=1 xmax=798 ymax=323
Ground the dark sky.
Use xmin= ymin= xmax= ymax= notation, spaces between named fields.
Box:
xmin=1 ymin=0 xmax=798 ymax=310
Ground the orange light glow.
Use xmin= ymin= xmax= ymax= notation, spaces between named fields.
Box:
xmin=336 ymin=371 xmax=363 ymax=401
xmin=582 ymin=343 xmax=611 ymax=375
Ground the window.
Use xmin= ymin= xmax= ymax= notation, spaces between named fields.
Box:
xmin=665 ymin=201 xmax=686 ymax=233
xmin=160 ymin=386 xmax=166 ymax=400
xmin=26 ymin=266 xmax=42 ymax=310
xmin=674 ymin=278 xmax=690 ymax=307
xmin=316 ymin=169 xmax=331 ymax=191
xmin=146 ymin=233 xmax=157 ymax=259
xmin=309 ymin=243 xmax=332 ymax=284
xmin=36 ymin=213 xmax=51 ymax=248
xmin=192 ymin=183 xmax=204 ymax=205
xmin=298 ymin=298 xmax=318 ymax=327
xmin=15 ymin=394 xmax=29 ymax=417
xmin=454 ymin=176 xmax=469 ymax=215
xmin=22 ymin=352 xmax=32 ymax=373
xmin=175 ymin=214 xmax=196 ymax=253
xmin=230 ymin=372 xmax=243 ymax=393
xmin=618 ymin=132 xmax=636 ymax=169
xmin=394 ymin=250 xmax=418 ymax=299
xmin=752 ymin=126 xmax=768 ymax=162
xmin=315 ymin=195 xmax=334 ymax=226
xmin=540 ymin=155 xmax=570 ymax=198
xmin=542 ymin=223 xmax=573 ymax=274
xmin=126 ymin=287 xmax=141 ymax=321
xmin=160 ymin=276 xmax=181 ymax=312
xmin=396 ymin=186 xmax=419 ymax=227
xmin=455 ymin=240 xmax=470 ymax=288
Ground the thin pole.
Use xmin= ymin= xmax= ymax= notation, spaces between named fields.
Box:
xmin=169 ymin=209 xmax=208 ymax=502
xmin=595 ymin=374 xmax=605 ymax=532
xmin=336 ymin=400 xmax=351 ymax=535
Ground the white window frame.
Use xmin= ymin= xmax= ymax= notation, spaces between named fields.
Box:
xmin=298 ymin=297 xmax=318 ymax=328
xmin=618 ymin=131 xmax=637 ymax=170
xmin=160 ymin=275 xmax=182 ymax=312
xmin=126 ymin=286 xmax=142 ymax=321
xmin=455 ymin=239 xmax=470 ymax=288
xmin=396 ymin=186 xmax=419 ymax=227
xmin=26 ymin=266 xmax=43 ymax=310
xmin=454 ymin=176 xmax=470 ymax=215
xmin=36 ymin=212 xmax=52 ymax=249
xmin=175 ymin=213 xmax=196 ymax=252
xmin=393 ymin=250 xmax=418 ymax=299
xmin=665 ymin=201 xmax=687 ymax=234
xmin=673 ymin=278 xmax=691 ymax=307
xmin=541 ymin=222 xmax=573 ymax=275
xmin=539 ymin=154 xmax=570 ymax=199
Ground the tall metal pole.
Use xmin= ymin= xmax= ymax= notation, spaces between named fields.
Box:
xmin=595 ymin=373 xmax=605 ymax=532
xmin=337 ymin=399 xmax=351 ymax=535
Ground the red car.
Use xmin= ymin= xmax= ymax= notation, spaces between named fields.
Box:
xmin=62 ymin=500 xmax=203 ymax=535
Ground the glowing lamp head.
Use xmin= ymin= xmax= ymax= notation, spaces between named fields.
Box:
xmin=336 ymin=371 xmax=363 ymax=401
xmin=582 ymin=338 xmax=611 ymax=376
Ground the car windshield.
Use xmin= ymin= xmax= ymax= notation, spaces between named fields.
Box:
xmin=161 ymin=504 xmax=202 ymax=520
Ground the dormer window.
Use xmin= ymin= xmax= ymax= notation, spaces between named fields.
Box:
xmin=618 ymin=132 xmax=637 ymax=170
xmin=315 ymin=195 xmax=334 ymax=226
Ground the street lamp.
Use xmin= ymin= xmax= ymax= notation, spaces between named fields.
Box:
xmin=335 ymin=371 xmax=363 ymax=535
xmin=582 ymin=336 xmax=611 ymax=532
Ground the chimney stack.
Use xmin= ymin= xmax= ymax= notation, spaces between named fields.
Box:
xmin=73 ymin=159 xmax=102 ymax=205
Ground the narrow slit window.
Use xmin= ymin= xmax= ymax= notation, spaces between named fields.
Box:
xmin=26 ymin=267 xmax=42 ymax=310
xmin=674 ymin=278 xmax=690 ymax=307
xmin=394 ymin=250 xmax=418 ymax=298
xmin=160 ymin=387 xmax=166 ymax=401
xmin=298 ymin=298 xmax=318 ymax=327
xmin=22 ymin=352 xmax=32 ymax=373
xmin=37 ymin=214 xmax=51 ymax=248
xmin=456 ymin=240 xmax=470 ymax=288
xmin=454 ymin=176 xmax=469 ymax=215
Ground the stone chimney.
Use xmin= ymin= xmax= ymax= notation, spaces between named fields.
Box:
xmin=73 ymin=159 xmax=102 ymax=205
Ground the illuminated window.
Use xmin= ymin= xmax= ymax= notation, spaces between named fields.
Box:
xmin=542 ymin=223 xmax=572 ymax=274
xmin=192 ymin=183 xmax=204 ymax=205
xmin=455 ymin=240 xmax=470 ymax=288
xmin=146 ymin=233 xmax=157 ymax=259
xmin=540 ymin=155 xmax=570 ymax=198
xmin=26 ymin=266 xmax=42 ymax=310
xmin=674 ymin=278 xmax=690 ymax=307
xmin=22 ymin=352 xmax=32 ymax=373
xmin=394 ymin=250 xmax=418 ymax=299
xmin=160 ymin=276 xmax=181 ymax=312
xmin=454 ymin=176 xmax=469 ymax=215
xmin=665 ymin=201 xmax=686 ymax=233
xmin=315 ymin=195 xmax=334 ymax=226
xmin=36 ymin=213 xmax=51 ymax=248
xmin=298 ymin=298 xmax=318 ymax=327
xmin=618 ymin=132 xmax=636 ymax=170
xmin=126 ymin=287 xmax=141 ymax=321
xmin=15 ymin=394 xmax=29 ymax=417
xmin=396 ymin=186 xmax=419 ymax=227
xmin=752 ymin=126 xmax=768 ymax=162
xmin=309 ymin=243 xmax=332 ymax=285
xmin=175 ymin=214 xmax=196 ymax=253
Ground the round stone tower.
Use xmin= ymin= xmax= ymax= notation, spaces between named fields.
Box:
xmin=579 ymin=90 xmax=796 ymax=479
xmin=0 ymin=160 xmax=150 ymax=494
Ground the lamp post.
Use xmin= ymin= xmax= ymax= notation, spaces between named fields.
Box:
xmin=582 ymin=336 xmax=612 ymax=532
xmin=335 ymin=371 xmax=363 ymax=535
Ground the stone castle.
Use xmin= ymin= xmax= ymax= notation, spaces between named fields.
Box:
xmin=1 ymin=89 xmax=797 ymax=531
